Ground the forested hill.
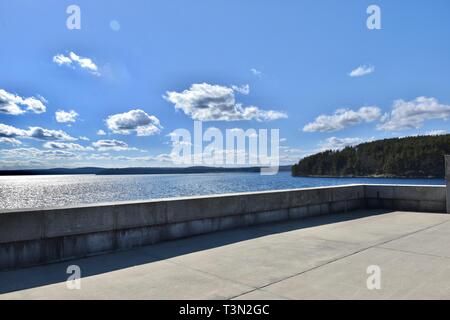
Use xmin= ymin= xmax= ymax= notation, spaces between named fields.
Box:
xmin=292 ymin=134 xmax=450 ymax=178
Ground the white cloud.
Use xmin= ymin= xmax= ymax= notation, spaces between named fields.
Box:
xmin=92 ymin=139 xmax=131 ymax=151
xmin=53 ymin=54 xmax=72 ymax=66
xmin=84 ymin=153 xmax=173 ymax=164
xmin=278 ymin=146 xmax=308 ymax=164
xmin=0 ymin=123 xmax=76 ymax=141
xmin=349 ymin=65 xmax=375 ymax=77
xmin=0 ymin=146 xmax=168 ymax=168
xmin=79 ymin=136 xmax=90 ymax=141
xmin=425 ymin=130 xmax=447 ymax=136
xmin=251 ymin=68 xmax=263 ymax=77
xmin=0 ymin=148 xmax=77 ymax=160
xmin=377 ymin=97 xmax=450 ymax=131
xmin=151 ymin=153 xmax=175 ymax=163
xmin=53 ymin=51 xmax=100 ymax=76
xmin=303 ymin=106 xmax=381 ymax=132
xmin=318 ymin=137 xmax=368 ymax=151
xmin=106 ymin=109 xmax=162 ymax=136
xmin=0 ymin=159 xmax=44 ymax=169
xmin=0 ymin=124 xmax=28 ymax=138
xmin=0 ymin=148 xmax=39 ymax=158
xmin=55 ymin=109 xmax=79 ymax=123
xmin=68 ymin=52 xmax=98 ymax=71
xmin=164 ymin=83 xmax=287 ymax=122
xmin=43 ymin=142 xmax=93 ymax=151
xmin=231 ymin=84 xmax=250 ymax=95
xmin=0 ymin=137 xmax=22 ymax=145
xmin=27 ymin=127 xmax=77 ymax=141
xmin=0 ymin=89 xmax=46 ymax=115
xmin=97 ymin=129 xmax=107 ymax=136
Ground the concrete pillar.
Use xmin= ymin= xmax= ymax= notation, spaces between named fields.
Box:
xmin=446 ymin=155 xmax=450 ymax=213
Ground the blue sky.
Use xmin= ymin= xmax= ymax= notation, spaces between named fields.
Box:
xmin=1 ymin=0 xmax=450 ymax=169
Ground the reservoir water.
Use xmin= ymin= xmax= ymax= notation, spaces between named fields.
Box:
xmin=0 ymin=172 xmax=445 ymax=210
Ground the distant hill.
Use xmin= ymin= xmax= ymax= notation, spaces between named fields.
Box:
xmin=96 ymin=166 xmax=262 ymax=175
xmin=97 ymin=165 xmax=292 ymax=175
xmin=292 ymin=134 xmax=450 ymax=178
xmin=0 ymin=165 xmax=292 ymax=176
xmin=0 ymin=167 xmax=105 ymax=176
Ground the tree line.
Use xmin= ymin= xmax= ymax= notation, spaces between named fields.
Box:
xmin=292 ymin=134 xmax=450 ymax=178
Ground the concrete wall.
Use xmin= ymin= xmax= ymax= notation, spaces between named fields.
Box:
xmin=0 ymin=184 xmax=446 ymax=270
xmin=446 ymin=155 xmax=450 ymax=213
xmin=365 ymin=185 xmax=447 ymax=213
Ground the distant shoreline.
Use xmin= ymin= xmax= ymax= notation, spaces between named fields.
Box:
xmin=0 ymin=165 xmax=292 ymax=176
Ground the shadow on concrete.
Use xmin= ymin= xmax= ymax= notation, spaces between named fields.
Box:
xmin=0 ymin=209 xmax=392 ymax=294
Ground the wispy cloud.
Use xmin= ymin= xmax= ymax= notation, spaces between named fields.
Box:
xmin=349 ymin=65 xmax=375 ymax=77
xmin=92 ymin=139 xmax=134 ymax=151
xmin=231 ymin=84 xmax=250 ymax=95
xmin=318 ymin=137 xmax=370 ymax=151
xmin=303 ymin=106 xmax=381 ymax=132
xmin=377 ymin=97 xmax=450 ymax=131
xmin=0 ymin=123 xmax=76 ymax=141
xmin=0 ymin=137 xmax=22 ymax=146
xmin=0 ymin=148 xmax=78 ymax=160
xmin=278 ymin=146 xmax=308 ymax=165
xmin=0 ymin=159 xmax=45 ymax=169
xmin=53 ymin=51 xmax=101 ymax=76
xmin=250 ymin=68 xmax=263 ymax=77
xmin=425 ymin=130 xmax=447 ymax=136
xmin=43 ymin=142 xmax=93 ymax=151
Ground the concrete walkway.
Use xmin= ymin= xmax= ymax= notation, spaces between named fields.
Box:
xmin=1 ymin=209 xmax=450 ymax=299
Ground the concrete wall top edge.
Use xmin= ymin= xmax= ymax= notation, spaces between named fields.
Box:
xmin=0 ymin=184 xmax=445 ymax=214
xmin=0 ymin=184 xmax=367 ymax=214
xmin=363 ymin=184 xmax=445 ymax=188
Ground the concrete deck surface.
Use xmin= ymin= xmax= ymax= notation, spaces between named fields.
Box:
xmin=1 ymin=209 xmax=450 ymax=300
